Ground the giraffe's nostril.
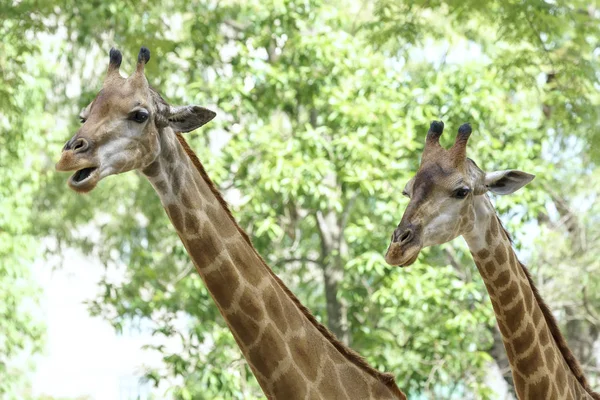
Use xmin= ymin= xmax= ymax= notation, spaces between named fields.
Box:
xmin=72 ymin=138 xmax=90 ymax=153
xmin=397 ymin=228 xmax=414 ymax=244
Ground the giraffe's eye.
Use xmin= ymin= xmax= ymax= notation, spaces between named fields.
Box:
xmin=402 ymin=190 xmax=410 ymax=198
xmin=79 ymin=117 xmax=86 ymax=124
xmin=453 ymin=187 xmax=471 ymax=199
xmin=130 ymin=110 xmax=149 ymax=123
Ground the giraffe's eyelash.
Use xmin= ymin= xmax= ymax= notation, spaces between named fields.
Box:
xmin=452 ymin=187 xmax=471 ymax=199
xmin=129 ymin=109 xmax=149 ymax=123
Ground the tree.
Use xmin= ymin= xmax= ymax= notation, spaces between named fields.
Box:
xmin=368 ymin=0 xmax=600 ymax=394
xmin=0 ymin=2 xmax=55 ymax=396
xmin=4 ymin=0 xmax=597 ymax=398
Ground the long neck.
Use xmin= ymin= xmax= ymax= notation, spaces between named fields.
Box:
xmin=142 ymin=130 xmax=405 ymax=400
xmin=463 ymin=197 xmax=597 ymax=400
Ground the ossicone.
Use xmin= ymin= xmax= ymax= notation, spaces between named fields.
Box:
xmin=456 ymin=123 xmax=472 ymax=143
xmin=426 ymin=120 xmax=444 ymax=146
xmin=451 ymin=122 xmax=473 ymax=167
xmin=131 ymin=46 xmax=150 ymax=77
xmin=106 ymin=47 xmax=122 ymax=76
xmin=138 ymin=47 xmax=150 ymax=65
xmin=109 ymin=48 xmax=122 ymax=67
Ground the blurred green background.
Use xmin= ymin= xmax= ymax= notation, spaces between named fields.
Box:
xmin=1 ymin=0 xmax=599 ymax=399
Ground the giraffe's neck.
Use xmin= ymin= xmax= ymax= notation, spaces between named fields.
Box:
xmin=141 ymin=129 xmax=405 ymax=400
xmin=463 ymin=196 xmax=595 ymax=400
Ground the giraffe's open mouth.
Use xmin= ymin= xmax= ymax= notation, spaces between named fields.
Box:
xmin=69 ymin=167 xmax=99 ymax=192
xmin=72 ymin=167 xmax=96 ymax=182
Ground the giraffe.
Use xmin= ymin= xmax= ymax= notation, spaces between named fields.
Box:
xmin=55 ymin=47 xmax=406 ymax=400
xmin=384 ymin=121 xmax=600 ymax=400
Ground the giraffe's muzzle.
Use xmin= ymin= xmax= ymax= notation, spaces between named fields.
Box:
xmin=67 ymin=165 xmax=100 ymax=193
xmin=385 ymin=224 xmax=422 ymax=266
xmin=384 ymin=242 xmax=421 ymax=267
xmin=56 ymin=146 xmax=101 ymax=193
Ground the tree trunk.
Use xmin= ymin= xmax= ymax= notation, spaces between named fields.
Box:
xmin=309 ymin=105 xmax=351 ymax=345
xmin=316 ymin=208 xmax=351 ymax=345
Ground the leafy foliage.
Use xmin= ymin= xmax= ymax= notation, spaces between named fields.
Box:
xmin=0 ymin=5 xmax=55 ymax=397
xmin=2 ymin=0 xmax=598 ymax=399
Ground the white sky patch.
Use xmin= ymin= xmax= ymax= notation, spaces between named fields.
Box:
xmin=30 ymin=247 xmax=172 ymax=399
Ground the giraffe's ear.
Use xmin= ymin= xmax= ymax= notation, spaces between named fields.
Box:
xmin=484 ymin=170 xmax=535 ymax=195
xmin=168 ymin=105 xmax=216 ymax=133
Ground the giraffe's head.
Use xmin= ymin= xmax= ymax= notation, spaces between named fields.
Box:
xmin=56 ymin=47 xmax=216 ymax=193
xmin=385 ymin=121 xmax=535 ymax=266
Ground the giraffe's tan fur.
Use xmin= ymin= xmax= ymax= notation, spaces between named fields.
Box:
xmin=385 ymin=121 xmax=599 ymax=400
xmin=56 ymin=47 xmax=406 ymax=400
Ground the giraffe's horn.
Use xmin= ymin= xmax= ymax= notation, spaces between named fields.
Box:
xmin=426 ymin=120 xmax=444 ymax=146
xmin=106 ymin=47 xmax=122 ymax=78
xmin=450 ymin=123 xmax=472 ymax=166
xmin=136 ymin=46 xmax=150 ymax=74
xmin=421 ymin=120 xmax=444 ymax=163
xmin=126 ymin=46 xmax=151 ymax=88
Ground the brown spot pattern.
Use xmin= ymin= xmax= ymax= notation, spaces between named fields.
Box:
xmin=497 ymin=318 xmax=511 ymax=338
xmin=477 ymin=249 xmax=490 ymax=259
xmin=504 ymin=299 xmax=525 ymax=335
xmin=556 ymin=366 xmax=567 ymax=394
xmin=539 ymin=325 xmax=550 ymax=346
xmin=516 ymin=347 xmax=543 ymax=376
xmin=339 ymin=365 xmax=370 ymax=399
xmin=512 ymin=323 xmax=535 ymax=355
xmin=248 ymin=325 xmax=288 ymax=377
xmin=154 ymin=179 xmax=168 ymax=193
xmin=493 ymin=270 xmax=510 ymax=288
xmin=171 ymin=168 xmax=183 ymax=194
xmin=545 ymin=347 xmax=556 ymax=372
xmin=263 ymin=284 xmax=289 ymax=334
xmin=290 ymin=337 xmax=321 ymax=382
xmin=483 ymin=261 xmax=496 ymax=276
xmin=142 ymin=160 xmax=161 ymax=177
xmin=238 ymin=287 xmax=264 ymax=321
xmin=528 ymin=375 xmax=550 ymax=399
xmin=522 ymin=283 xmax=533 ymax=308
xmin=230 ymin=246 xmax=263 ymax=286
xmin=206 ymin=204 xmax=239 ymax=238
xmin=187 ymin=229 xmax=225 ymax=268
xmin=494 ymin=244 xmax=507 ymax=265
xmin=485 ymin=229 xmax=493 ymax=245
xmin=184 ymin=212 xmax=200 ymax=234
xmin=204 ymin=265 xmax=240 ymax=310
xmin=498 ymin=282 xmax=519 ymax=308
xmin=271 ymin=368 xmax=308 ymax=399
xmin=490 ymin=216 xmax=499 ymax=236
xmin=318 ymin=364 xmax=348 ymax=400
xmin=281 ymin=296 xmax=304 ymax=333
xmin=228 ymin=309 xmax=261 ymax=346
xmin=181 ymin=190 xmax=196 ymax=208
xmin=531 ymin=303 xmax=543 ymax=325
xmin=167 ymin=204 xmax=184 ymax=232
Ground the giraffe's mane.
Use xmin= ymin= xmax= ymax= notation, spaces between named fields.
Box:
xmin=174 ymin=133 xmax=404 ymax=397
xmin=496 ymin=216 xmax=600 ymax=399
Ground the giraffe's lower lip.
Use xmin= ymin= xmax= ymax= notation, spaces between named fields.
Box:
xmin=384 ymin=242 xmax=422 ymax=267
xmin=399 ymin=251 xmax=420 ymax=267
xmin=68 ymin=167 xmax=99 ymax=192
